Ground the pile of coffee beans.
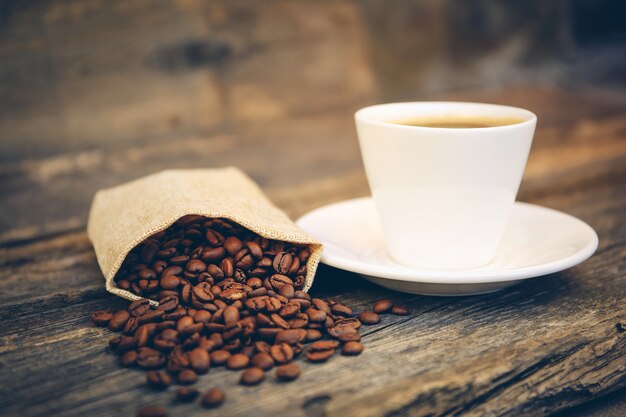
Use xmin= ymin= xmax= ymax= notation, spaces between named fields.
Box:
xmin=91 ymin=216 xmax=409 ymax=417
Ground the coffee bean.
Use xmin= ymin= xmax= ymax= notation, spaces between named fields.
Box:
xmin=178 ymin=369 xmax=198 ymax=385
xmin=129 ymin=299 xmax=152 ymax=317
xmin=306 ymin=340 xmax=339 ymax=363
xmin=121 ymin=350 xmax=137 ymax=367
xmin=223 ymin=306 xmax=240 ymax=325
xmin=275 ymin=329 xmax=306 ymax=345
xmin=270 ymin=343 xmax=294 ymax=364
xmin=373 ymin=299 xmax=393 ymax=314
xmin=175 ymin=387 xmax=199 ymax=402
xmin=391 ymin=305 xmax=410 ymax=316
xmin=305 ymin=307 xmax=326 ymax=323
xmin=279 ymin=302 xmax=300 ymax=318
xmin=224 ymin=236 xmax=244 ymax=256
xmin=306 ymin=329 xmax=323 ymax=342
xmin=337 ymin=332 xmax=362 ymax=343
xmin=331 ymin=303 xmax=352 ymax=317
xmin=136 ymin=347 xmax=166 ymax=369
xmin=108 ymin=310 xmax=130 ymax=331
xmin=358 ymin=311 xmax=381 ymax=325
xmin=226 ymin=353 xmax=249 ymax=370
xmin=91 ymin=310 xmax=113 ymax=326
xmin=202 ymin=388 xmax=225 ymax=408
xmin=275 ymin=363 xmax=301 ymax=381
xmin=210 ymin=350 xmax=231 ymax=366
xmin=251 ymin=352 xmax=275 ymax=370
xmin=273 ymin=252 xmax=293 ymax=274
xmin=146 ymin=371 xmax=171 ymax=389
xmin=136 ymin=405 xmax=168 ymax=417
xmin=159 ymin=275 xmax=180 ymax=290
xmin=342 ymin=341 xmax=364 ymax=355
xmin=189 ymin=348 xmax=210 ymax=373
xmin=312 ymin=298 xmax=331 ymax=314
xmin=240 ymin=367 xmax=265 ymax=386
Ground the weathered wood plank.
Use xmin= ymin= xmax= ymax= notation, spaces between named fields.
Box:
xmin=0 ymin=249 xmax=623 ymax=417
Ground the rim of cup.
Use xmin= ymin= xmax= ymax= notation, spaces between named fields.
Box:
xmin=355 ymin=101 xmax=537 ymax=132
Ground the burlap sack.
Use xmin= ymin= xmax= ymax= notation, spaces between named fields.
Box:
xmin=87 ymin=167 xmax=323 ymax=302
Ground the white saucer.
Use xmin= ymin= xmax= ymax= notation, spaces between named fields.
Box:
xmin=296 ymin=197 xmax=598 ymax=296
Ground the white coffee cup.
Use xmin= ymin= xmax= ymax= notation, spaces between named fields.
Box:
xmin=355 ymin=102 xmax=537 ymax=270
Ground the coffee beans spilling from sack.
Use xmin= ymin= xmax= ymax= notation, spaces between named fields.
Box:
xmin=91 ymin=216 xmax=409 ymax=416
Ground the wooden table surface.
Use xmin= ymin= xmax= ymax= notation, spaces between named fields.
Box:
xmin=1 ymin=87 xmax=625 ymax=417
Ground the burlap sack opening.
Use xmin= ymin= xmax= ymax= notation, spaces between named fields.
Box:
xmin=87 ymin=167 xmax=323 ymax=302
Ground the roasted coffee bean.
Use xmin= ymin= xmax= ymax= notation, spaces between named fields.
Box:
xmin=240 ymin=367 xmax=265 ymax=386
xmin=279 ymin=284 xmax=295 ymax=299
xmin=170 ymin=255 xmax=190 ymax=265
xmin=270 ymin=313 xmax=290 ymax=329
xmin=146 ymin=371 xmax=171 ymax=389
xmin=192 ymin=282 xmax=214 ymax=302
xmin=269 ymin=274 xmax=292 ymax=290
xmin=373 ymin=299 xmax=393 ymax=314
xmin=136 ymin=405 xmax=168 ymax=417
xmin=189 ymin=348 xmax=210 ymax=373
xmin=338 ymin=332 xmax=362 ymax=343
xmin=305 ymin=307 xmax=326 ymax=323
xmin=279 ymin=302 xmax=300 ymax=318
xmin=141 ymin=242 xmax=159 ymax=264
xmin=226 ymin=353 xmax=249 ymax=370
xmin=121 ymin=350 xmax=138 ymax=367
xmin=275 ymin=363 xmax=301 ymax=381
xmin=116 ymin=336 xmax=137 ymax=353
xmin=109 ymin=310 xmax=130 ymax=331
xmin=391 ymin=305 xmax=410 ymax=316
xmin=136 ymin=347 xmax=166 ymax=369
xmin=129 ymin=299 xmax=152 ymax=317
xmin=210 ymin=349 xmax=231 ymax=366
xmin=201 ymin=388 xmax=225 ymax=408
xmin=265 ymin=297 xmax=282 ymax=313
xmin=254 ymin=341 xmax=272 ymax=354
xmin=306 ymin=329 xmax=323 ymax=342
xmin=251 ymin=353 xmax=274 ymax=370
xmin=201 ymin=247 xmax=226 ymax=263
xmin=91 ymin=310 xmax=113 ymax=326
xmin=270 ymin=343 xmax=294 ymax=364
xmin=175 ymin=387 xmax=199 ymax=402
xmin=288 ymin=313 xmax=309 ymax=329
xmin=193 ymin=310 xmax=212 ymax=324
xmin=331 ymin=303 xmax=352 ymax=317
xmin=223 ymin=306 xmax=240 ymax=325
xmin=306 ymin=340 xmax=339 ymax=363
xmin=177 ymin=369 xmax=198 ymax=385
xmin=220 ymin=287 xmax=246 ymax=302
xmin=138 ymin=310 xmax=164 ymax=325
xmin=134 ymin=325 xmax=151 ymax=347
xmin=358 ymin=311 xmax=381 ymax=325
xmin=246 ymin=241 xmax=263 ymax=259
xmin=224 ymin=236 xmax=244 ymax=256
xmin=273 ymin=252 xmax=293 ymax=274
xmin=342 ymin=341 xmax=364 ymax=356
xmin=160 ymin=275 xmax=180 ymax=290
xmin=275 ymin=329 xmax=306 ymax=345
xmin=220 ymin=258 xmax=234 ymax=278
